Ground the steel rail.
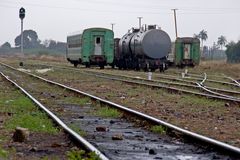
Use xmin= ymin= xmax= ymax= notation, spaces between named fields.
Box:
xmin=0 ymin=71 xmax=109 ymax=160
xmin=172 ymin=72 xmax=234 ymax=82
xmin=205 ymin=86 xmax=240 ymax=95
xmin=227 ymin=76 xmax=240 ymax=88
xmin=83 ymin=70 xmax=240 ymax=96
xmin=1 ymin=63 xmax=240 ymax=155
xmin=1 ymin=61 xmax=239 ymax=102
xmin=29 ymin=62 xmax=240 ymax=96
xmin=200 ymin=73 xmax=207 ymax=85
xmin=191 ymin=76 xmax=238 ymax=86
xmin=187 ymin=72 xmax=228 ymax=79
xmin=82 ymin=70 xmax=240 ymax=102
xmin=196 ymin=82 xmax=240 ymax=101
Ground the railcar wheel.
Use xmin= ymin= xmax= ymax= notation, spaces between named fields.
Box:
xmin=85 ymin=63 xmax=90 ymax=68
xmin=73 ymin=63 xmax=78 ymax=68
xmin=100 ymin=65 xmax=104 ymax=69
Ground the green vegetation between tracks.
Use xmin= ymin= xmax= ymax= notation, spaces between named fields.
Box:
xmin=67 ymin=149 xmax=100 ymax=160
xmin=95 ymin=106 xmax=122 ymax=118
xmin=151 ymin=125 xmax=166 ymax=134
xmin=0 ymin=78 xmax=60 ymax=158
xmin=1 ymin=92 xmax=59 ymax=134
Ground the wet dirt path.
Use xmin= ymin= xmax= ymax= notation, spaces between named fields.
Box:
xmin=0 ymin=64 xmax=237 ymax=159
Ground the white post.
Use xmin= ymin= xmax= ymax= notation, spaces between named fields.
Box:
xmin=148 ymin=72 xmax=152 ymax=80
xmin=181 ymin=72 xmax=185 ymax=78
xmin=21 ymin=19 xmax=23 ymax=54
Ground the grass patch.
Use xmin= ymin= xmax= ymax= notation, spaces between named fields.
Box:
xmin=68 ymin=124 xmax=86 ymax=137
xmin=67 ymin=149 xmax=100 ymax=160
xmin=0 ymin=135 xmax=7 ymax=143
xmin=0 ymin=92 xmax=59 ymax=134
xmin=95 ymin=106 xmax=121 ymax=118
xmin=0 ymin=96 xmax=35 ymax=114
xmin=178 ymin=95 xmax=225 ymax=107
xmin=0 ymin=147 xmax=8 ymax=159
xmin=4 ymin=112 xmax=59 ymax=134
xmin=151 ymin=125 xmax=166 ymax=134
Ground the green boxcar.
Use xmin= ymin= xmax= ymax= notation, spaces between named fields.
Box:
xmin=174 ymin=37 xmax=200 ymax=67
xmin=66 ymin=28 xmax=114 ymax=68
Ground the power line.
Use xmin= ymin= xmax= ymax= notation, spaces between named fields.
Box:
xmin=1 ymin=0 xmax=240 ymax=15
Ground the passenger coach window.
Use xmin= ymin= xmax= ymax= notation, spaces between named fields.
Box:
xmin=96 ymin=37 xmax=101 ymax=44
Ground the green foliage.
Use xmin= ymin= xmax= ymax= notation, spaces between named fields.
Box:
xmin=217 ymin=35 xmax=227 ymax=50
xmin=198 ymin=30 xmax=208 ymax=41
xmin=0 ymin=29 xmax=66 ymax=54
xmin=0 ymin=147 xmax=8 ymax=159
xmin=68 ymin=124 xmax=86 ymax=137
xmin=15 ymin=30 xmax=40 ymax=49
xmin=226 ymin=41 xmax=240 ymax=63
xmin=178 ymin=95 xmax=224 ymax=107
xmin=151 ymin=125 xmax=166 ymax=134
xmin=96 ymin=107 xmax=121 ymax=118
xmin=0 ymin=94 xmax=58 ymax=134
xmin=194 ymin=29 xmax=208 ymax=51
xmin=0 ymin=96 xmax=35 ymax=114
xmin=0 ymin=42 xmax=11 ymax=49
xmin=4 ymin=112 xmax=59 ymax=134
xmin=67 ymin=150 xmax=100 ymax=160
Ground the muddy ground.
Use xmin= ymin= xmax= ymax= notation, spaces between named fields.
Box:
xmin=0 ymin=71 xmax=89 ymax=159
xmin=1 ymin=57 xmax=240 ymax=148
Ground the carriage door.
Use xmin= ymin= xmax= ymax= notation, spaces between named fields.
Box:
xmin=184 ymin=44 xmax=191 ymax=59
xmin=94 ymin=36 xmax=102 ymax=55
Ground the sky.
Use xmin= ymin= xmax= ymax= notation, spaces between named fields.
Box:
xmin=0 ymin=0 xmax=240 ymax=47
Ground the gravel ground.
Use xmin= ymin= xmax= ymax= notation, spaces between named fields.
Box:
xmin=0 ymin=75 xmax=82 ymax=159
xmin=1 ymin=57 xmax=240 ymax=148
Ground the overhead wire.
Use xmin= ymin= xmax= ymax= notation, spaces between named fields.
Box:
xmin=1 ymin=0 xmax=240 ymax=15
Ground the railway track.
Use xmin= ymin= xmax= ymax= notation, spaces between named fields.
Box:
xmin=82 ymin=70 xmax=240 ymax=101
xmin=30 ymin=62 xmax=240 ymax=102
xmin=0 ymin=63 xmax=240 ymax=159
xmin=0 ymin=66 xmax=108 ymax=159
xmin=21 ymin=60 xmax=240 ymax=102
xmin=4 ymin=60 xmax=240 ymax=101
xmin=108 ymin=69 xmax=240 ymax=92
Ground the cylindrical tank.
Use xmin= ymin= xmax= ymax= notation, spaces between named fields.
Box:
xmin=114 ymin=38 xmax=120 ymax=59
xmin=130 ymin=29 xmax=171 ymax=59
xmin=119 ymin=29 xmax=139 ymax=57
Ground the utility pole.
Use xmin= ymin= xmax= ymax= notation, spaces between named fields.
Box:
xmin=137 ymin=17 xmax=143 ymax=29
xmin=111 ymin=23 xmax=115 ymax=31
xmin=19 ymin=7 xmax=25 ymax=66
xmin=19 ymin=7 xmax=25 ymax=55
xmin=21 ymin=19 xmax=23 ymax=54
xmin=171 ymin=9 xmax=178 ymax=38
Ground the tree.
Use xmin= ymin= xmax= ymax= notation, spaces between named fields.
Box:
xmin=198 ymin=30 xmax=208 ymax=51
xmin=1 ymin=42 xmax=11 ymax=49
xmin=225 ymin=41 xmax=240 ymax=63
xmin=0 ymin=42 xmax=12 ymax=54
xmin=193 ymin=34 xmax=200 ymax=39
xmin=217 ymin=35 xmax=227 ymax=50
xmin=48 ymin=40 xmax=57 ymax=49
xmin=193 ymin=30 xmax=208 ymax=55
xmin=15 ymin=30 xmax=41 ymax=48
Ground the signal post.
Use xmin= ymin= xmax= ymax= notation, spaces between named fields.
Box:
xmin=19 ymin=7 xmax=25 ymax=66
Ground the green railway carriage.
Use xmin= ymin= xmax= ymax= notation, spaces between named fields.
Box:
xmin=174 ymin=37 xmax=200 ymax=67
xmin=66 ymin=28 xmax=114 ymax=68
